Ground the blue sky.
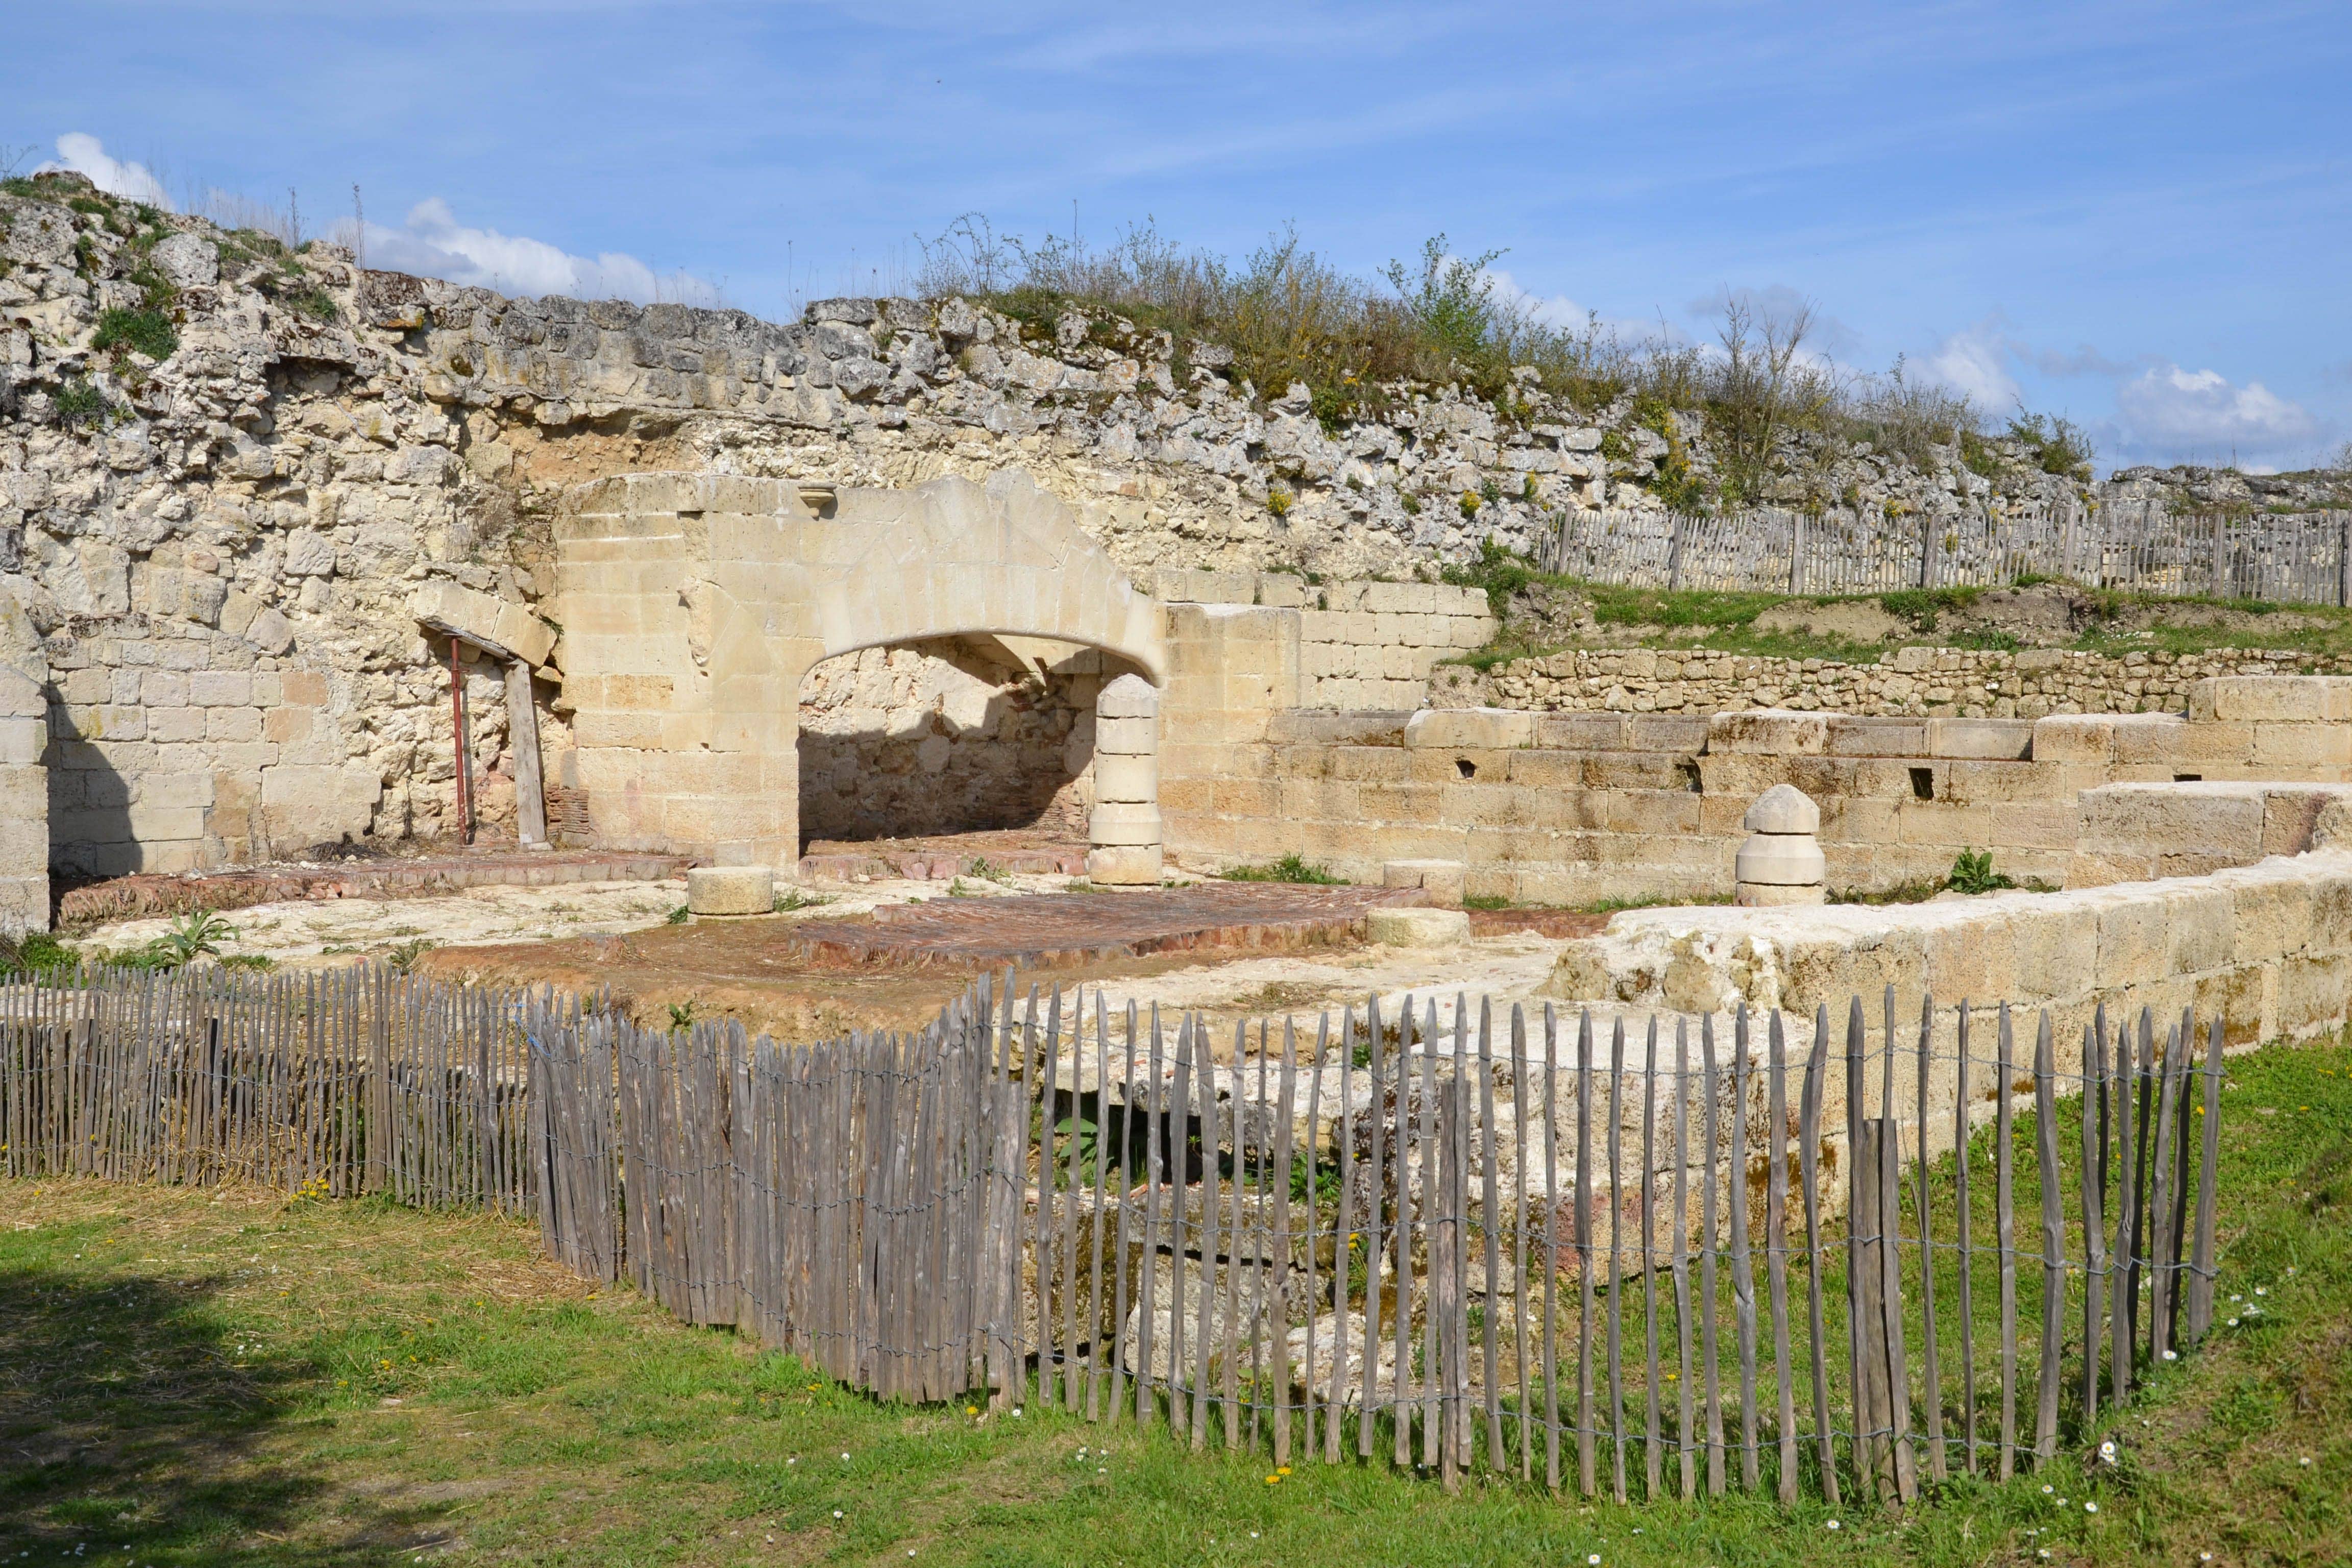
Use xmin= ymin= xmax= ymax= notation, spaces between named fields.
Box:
xmin=7 ymin=1 xmax=2347 ymax=473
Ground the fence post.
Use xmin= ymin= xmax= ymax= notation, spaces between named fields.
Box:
xmin=1789 ymin=512 xmax=1807 ymax=594
xmin=1667 ymin=513 xmax=1686 ymax=592
xmin=1919 ymin=512 xmax=1939 ymax=589
xmin=2212 ymin=514 xmax=2230 ymax=599
xmin=2338 ymin=514 xmax=2351 ymax=609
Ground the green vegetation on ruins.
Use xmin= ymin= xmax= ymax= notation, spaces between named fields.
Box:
xmin=4 ymin=1032 xmax=2346 ymax=1564
xmin=1434 ymin=538 xmax=2352 ymax=672
xmin=916 ymin=215 xmax=1986 ymax=472
xmin=1220 ymin=851 xmax=1348 ymax=885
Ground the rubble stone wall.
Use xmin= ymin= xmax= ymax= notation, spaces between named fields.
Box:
xmin=1437 ymin=643 xmax=2352 ymax=720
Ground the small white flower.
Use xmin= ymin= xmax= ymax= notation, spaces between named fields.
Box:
xmin=833 ymin=1509 xmax=843 ymax=1519
xmin=2300 ymin=1456 xmax=2313 ymax=1467
xmin=1590 ymin=1554 xmax=1604 ymax=1563
xmin=2164 ymin=1349 xmax=2178 ymax=1361
xmin=1826 ymin=1521 xmax=1840 ymax=1531
xmin=841 ymin=1452 xmax=851 ymax=1461
xmin=2256 ymin=1286 xmax=2267 ymax=1295
xmin=2057 ymin=1498 xmax=2069 ymax=1506
xmin=2085 ymin=1502 xmax=2098 ymax=1513
xmin=2043 ymin=1485 xmax=2054 ymax=1494
xmin=1012 ymin=1406 xmax=1024 ymax=1417
xmin=2228 ymin=1317 xmax=2240 ymax=1327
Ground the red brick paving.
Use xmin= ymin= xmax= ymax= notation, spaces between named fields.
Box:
xmin=769 ymin=881 xmax=1429 ymax=970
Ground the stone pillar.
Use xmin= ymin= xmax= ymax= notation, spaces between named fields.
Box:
xmin=1088 ymin=673 xmax=1164 ymax=886
xmin=1734 ymin=782 xmax=1827 ymax=907
xmin=0 ymin=591 xmax=48 ymax=934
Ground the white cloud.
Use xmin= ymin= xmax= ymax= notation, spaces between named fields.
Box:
xmin=346 ymin=198 xmax=725 ymax=308
xmin=1480 ymin=265 xmax=1589 ymax=329
xmin=1923 ymin=317 xmax=2022 ymax=410
xmin=1689 ymin=284 xmax=1866 ymax=363
xmin=34 ymin=133 xmax=172 ymax=208
xmin=2114 ymin=363 xmax=2318 ymax=463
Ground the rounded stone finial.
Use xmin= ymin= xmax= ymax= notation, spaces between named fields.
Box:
xmin=1743 ymin=782 xmax=1821 ymax=836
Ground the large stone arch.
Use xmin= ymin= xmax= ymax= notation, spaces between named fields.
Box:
xmin=555 ymin=469 xmax=1166 ymax=873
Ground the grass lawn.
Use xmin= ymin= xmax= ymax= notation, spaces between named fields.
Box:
xmin=3 ymin=1036 xmax=2347 ymax=1567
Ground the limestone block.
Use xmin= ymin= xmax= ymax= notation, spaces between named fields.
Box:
xmin=1735 ymin=882 xmax=1828 ymax=908
xmin=1743 ymin=782 xmax=1821 ymax=835
xmin=1087 ymin=844 xmax=1164 ymax=885
xmin=687 ymin=865 xmax=773 ymax=916
xmin=2251 ymin=722 xmax=2352 ymax=769
xmin=1827 ymin=716 xmax=1929 ymax=757
xmin=1627 ymin=715 xmax=1711 ymax=753
xmin=1367 ymin=907 xmax=1471 ymax=946
xmin=1088 ymin=800 xmax=1165 ymax=847
xmin=1097 ymin=672 xmax=1160 ymax=720
xmin=1383 ymin=859 xmax=1466 ymax=906
xmin=1735 ymin=835 xmax=1827 ymax=885
xmin=2192 ymin=675 xmax=2347 ymax=723
xmin=409 ymin=580 xmax=557 ymax=667
xmin=1927 ymin=718 xmax=2035 ymax=760
xmin=1708 ymin=709 xmax=1828 ymax=755
xmin=1094 ymin=715 xmax=1158 ymax=755
xmin=1092 ymin=753 xmax=1158 ymax=802
xmin=1403 ymin=707 xmax=1534 ymax=751
xmin=2030 ymin=714 xmax=2118 ymax=763
xmin=1537 ymin=714 xmax=1629 ymax=749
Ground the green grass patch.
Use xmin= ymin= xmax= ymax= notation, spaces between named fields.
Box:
xmin=2 ymin=1037 xmax=2347 ymax=1564
xmin=1220 ymin=852 xmax=1346 ymax=885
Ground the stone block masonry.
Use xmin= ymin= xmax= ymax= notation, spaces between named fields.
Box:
xmin=1156 ymin=677 xmax=2352 ymax=907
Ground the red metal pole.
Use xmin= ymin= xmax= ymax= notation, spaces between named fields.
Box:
xmin=450 ymin=635 xmax=473 ymax=845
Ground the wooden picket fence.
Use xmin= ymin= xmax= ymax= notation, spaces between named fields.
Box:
xmin=0 ymin=963 xmax=2233 ymax=1506
xmin=1541 ymin=500 xmax=2352 ymax=604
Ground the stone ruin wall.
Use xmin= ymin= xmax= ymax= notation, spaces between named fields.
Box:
xmin=1153 ymin=640 xmax=2352 ymax=904
xmin=1433 ymin=643 xmax=2352 ymax=721
xmin=1 ymin=170 xmax=2335 ymax=888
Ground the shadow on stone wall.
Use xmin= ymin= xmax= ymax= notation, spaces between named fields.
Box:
xmin=796 ymin=638 xmax=1098 ymax=846
xmin=46 ymin=704 xmax=139 ymax=885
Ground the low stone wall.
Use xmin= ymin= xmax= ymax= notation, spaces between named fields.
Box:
xmin=1438 ymin=643 xmax=2346 ymax=720
xmin=1160 ymin=675 xmax=2352 ymax=904
xmin=1547 ymin=837 xmax=2352 ymax=1062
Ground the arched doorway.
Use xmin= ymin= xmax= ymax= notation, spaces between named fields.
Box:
xmin=796 ymin=634 xmax=1148 ymax=873
xmin=555 ymin=469 xmax=1167 ymax=879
